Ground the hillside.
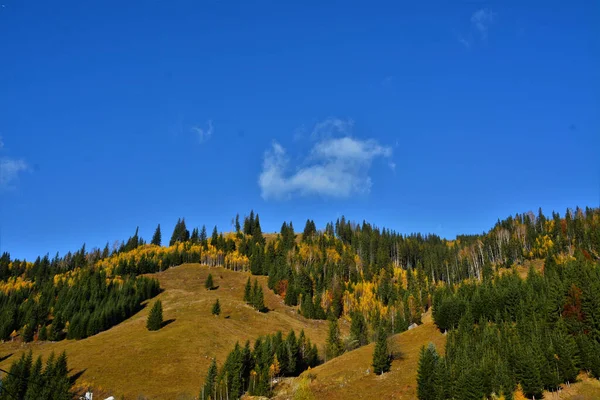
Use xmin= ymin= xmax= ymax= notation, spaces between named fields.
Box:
xmin=273 ymin=311 xmax=446 ymax=400
xmin=274 ymin=313 xmax=600 ymax=400
xmin=0 ymin=264 xmax=333 ymax=399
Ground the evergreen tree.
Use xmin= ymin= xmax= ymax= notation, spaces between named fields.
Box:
xmin=349 ymin=311 xmax=369 ymax=348
xmin=147 ymin=300 xmax=163 ymax=331
xmin=200 ymin=225 xmax=208 ymax=249
xmin=151 ymin=224 xmax=162 ymax=246
xmin=205 ymin=273 xmax=214 ymax=290
xmin=325 ymin=318 xmax=344 ymax=360
xmin=211 ymin=226 xmax=219 ymax=247
xmin=23 ymin=355 xmax=43 ymax=400
xmin=417 ymin=343 xmax=439 ymax=399
xmin=201 ymin=358 xmax=218 ymax=400
xmin=372 ymin=325 xmax=391 ymax=375
xmin=253 ymin=284 xmax=266 ymax=312
xmin=212 ymin=299 xmax=221 ymax=316
xmin=235 ymin=214 xmax=241 ymax=233
xmin=244 ymin=277 xmax=252 ymax=303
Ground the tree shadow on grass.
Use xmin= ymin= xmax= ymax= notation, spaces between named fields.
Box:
xmin=161 ymin=319 xmax=176 ymax=328
xmin=0 ymin=353 xmax=13 ymax=363
xmin=69 ymin=368 xmax=87 ymax=385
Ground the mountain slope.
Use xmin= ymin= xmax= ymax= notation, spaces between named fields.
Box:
xmin=0 ymin=264 xmax=331 ymax=399
xmin=273 ymin=312 xmax=446 ymax=400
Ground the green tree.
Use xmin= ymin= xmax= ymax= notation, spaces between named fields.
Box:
xmin=372 ymin=325 xmax=391 ymax=375
xmin=417 ymin=343 xmax=439 ymax=399
xmin=244 ymin=277 xmax=252 ymax=303
xmin=350 ymin=311 xmax=369 ymax=348
xmin=151 ymin=224 xmax=162 ymax=246
xmin=201 ymin=358 xmax=218 ymax=400
xmin=205 ymin=273 xmax=214 ymax=290
xmin=147 ymin=300 xmax=163 ymax=331
xmin=212 ymin=299 xmax=221 ymax=316
xmin=325 ymin=318 xmax=344 ymax=360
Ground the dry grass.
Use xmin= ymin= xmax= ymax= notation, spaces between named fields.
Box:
xmin=0 ymin=264 xmax=330 ymax=399
xmin=272 ymin=311 xmax=446 ymax=400
xmin=1 ymin=262 xmax=598 ymax=399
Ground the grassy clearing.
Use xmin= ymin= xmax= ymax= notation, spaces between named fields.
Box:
xmin=0 ymin=264 xmax=330 ymax=399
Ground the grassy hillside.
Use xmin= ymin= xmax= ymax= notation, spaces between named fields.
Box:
xmin=274 ymin=313 xmax=600 ymax=400
xmin=273 ymin=312 xmax=446 ymax=400
xmin=0 ymin=264 xmax=332 ymax=399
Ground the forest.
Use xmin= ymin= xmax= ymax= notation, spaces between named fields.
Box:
xmin=0 ymin=207 xmax=599 ymax=399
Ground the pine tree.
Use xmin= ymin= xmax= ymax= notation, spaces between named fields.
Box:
xmin=211 ymin=226 xmax=219 ymax=247
xmin=417 ymin=343 xmax=438 ymax=399
xmin=205 ymin=273 xmax=214 ymax=290
xmin=253 ymin=284 xmax=266 ymax=312
xmin=235 ymin=214 xmax=241 ymax=233
xmin=244 ymin=277 xmax=252 ymax=303
xmin=201 ymin=358 xmax=218 ymax=400
xmin=350 ymin=311 xmax=369 ymax=348
xmin=147 ymin=300 xmax=163 ymax=331
xmin=212 ymin=299 xmax=221 ymax=316
xmin=151 ymin=224 xmax=162 ymax=246
xmin=325 ymin=318 xmax=344 ymax=360
xmin=24 ymin=355 xmax=43 ymax=400
xmin=372 ymin=325 xmax=391 ymax=375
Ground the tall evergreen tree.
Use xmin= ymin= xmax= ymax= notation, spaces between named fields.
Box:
xmin=417 ymin=343 xmax=439 ymax=399
xmin=151 ymin=224 xmax=162 ymax=246
xmin=244 ymin=277 xmax=252 ymax=303
xmin=349 ymin=311 xmax=369 ymax=348
xmin=147 ymin=300 xmax=163 ymax=331
xmin=325 ymin=318 xmax=344 ymax=360
xmin=372 ymin=325 xmax=391 ymax=375
xmin=201 ymin=358 xmax=218 ymax=400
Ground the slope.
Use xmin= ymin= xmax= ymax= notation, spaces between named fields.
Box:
xmin=273 ymin=312 xmax=446 ymax=400
xmin=0 ymin=264 xmax=331 ymax=399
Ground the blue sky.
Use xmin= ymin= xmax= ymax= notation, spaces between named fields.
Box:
xmin=0 ymin=1 xmax=598 ymax=261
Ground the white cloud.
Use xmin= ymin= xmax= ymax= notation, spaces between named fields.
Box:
xmin=259 ymin=124 xmax=393 ymax=200
xmin=0 ymin=158 xmax=29 ymax=188
xmin=471 ymin=8 xmax=495 ymax=39
xmin=310 ymin=117 xmax=354 ymax=140
xmin=458 ymin=35 xmax=471 ymax=49
xmin=191 ymin=120 xmax=213 ymax=143
xmin=0 ymin=136 xmax=4 ymax=149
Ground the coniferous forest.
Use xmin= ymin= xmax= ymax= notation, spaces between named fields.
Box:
xmin=0 ymin=206 xmax=599 ymax=399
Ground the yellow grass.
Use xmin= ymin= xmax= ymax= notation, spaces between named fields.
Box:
xmin=0 ymin=264 xmax=330 ymax=399
xmin=271 ymin=311 xmax=446 ymax=400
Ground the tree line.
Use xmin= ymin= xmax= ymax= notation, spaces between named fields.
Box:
xmin=418 ymin=251 xmax=600 ymax=399
xmin=200 ymin=330 xmax=319 ymax=400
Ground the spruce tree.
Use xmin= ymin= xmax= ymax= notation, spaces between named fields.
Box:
xmin=372 ymin=325 xmax=391 ymax=375
xmin=201 ymin=358 xmax=218 ymax=400
xmin=417 ymin=343 xmax=438 ymax=399
xmin=244 ymin=277 xmax=252 ymax=303
xmin=146 ymin=300 xmax=163 ymax=331
xmin=205 ymin=273 xmax=214 ymax=290
xmin=350 ymin=311 xmax=369 ymax=348
xmin=212 ymin=299 xmax=221 ymax=316
xmin=151 ymin=224 xmax=162 ymax=246
xmin=325 ymin=318 xmax=344 ymax=360
xmin=254 ymin=285 xmax=266 ymax=312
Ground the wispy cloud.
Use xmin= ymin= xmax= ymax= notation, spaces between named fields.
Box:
xmin=471 ymin=8 xmax=495 ymax=40
xmin=191 ymin=120 xmax=214 ymax=143
xmin=0 ymin=136 xmax=4 ymax=149
xmin=458 ymin=35 xmax=471 ymax=49
xmin=0 ymin=158 xmax=29 ymax=189
xmin=259 ymin=120 xmax=393 ymax=200
xmin=381 ymin=75 xmax=395 ymax=87
xmin=310 ymin=117 xmax=354 ymax=141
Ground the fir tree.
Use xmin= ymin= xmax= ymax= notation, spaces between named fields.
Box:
xmin=349 ymin=311 xmax=369 ymax=348
xmin=325 ymin=318 xmax=344 ymax=360
xmin=201 ymin=358 xmax=218 ymax=400
xmin=372 ymin=325 xmax=391 ymax=375
xmin=205 ymin=273 xmax=214 ymax=290
xmin=244 ymin=277 xmax=252 ymax=303
xmin=151 ymin=224 xmax=162 ymax=246
xmin=147 ymin=300 xmax=163 ymax=331
xmin=212 ymin=299 xmax=221 ymax=316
